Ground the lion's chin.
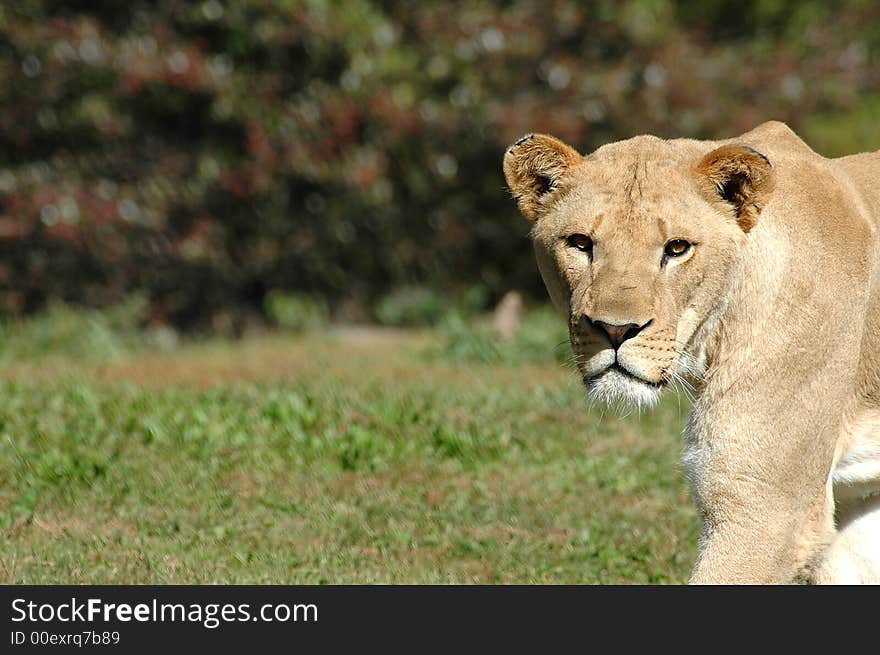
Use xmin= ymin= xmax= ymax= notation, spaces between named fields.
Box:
xmin=583 ymin=366 xmax=662 ymax=410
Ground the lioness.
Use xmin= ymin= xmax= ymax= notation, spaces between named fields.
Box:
xmin=503 ymin=121 xmax=880 ymax=584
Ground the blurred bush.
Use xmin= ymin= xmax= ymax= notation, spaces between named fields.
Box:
xmin=0 ymin=294 xmax=151 ymax=360
xmin=0 ymin=1 xmax=878 ymax=329
xmin=434 ymin=305 xmax=570 ymax=365
xmin=263 ymin=289 xmax=327 ymax=331
xmin=373 ymin=286 xmax=451 ymax=327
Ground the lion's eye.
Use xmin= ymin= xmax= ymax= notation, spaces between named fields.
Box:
xmin=566 ymin=234 xmax=593 ymax=254
xmin=664 ymin=239 xmax=691 ymax=258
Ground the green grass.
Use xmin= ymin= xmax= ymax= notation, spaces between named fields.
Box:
xmin=0 ymin=321 xmax=698 ymax=584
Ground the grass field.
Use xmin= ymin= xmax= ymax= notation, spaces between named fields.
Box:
xmin=0 ymin=314 xmax=698 ymax=584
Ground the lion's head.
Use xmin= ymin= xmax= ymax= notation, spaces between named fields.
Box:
xmin=503 ymin=133 xmax=775 ymax=408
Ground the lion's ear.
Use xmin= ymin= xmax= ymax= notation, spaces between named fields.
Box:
xmin=695 ymin=144 xmax=775 ymax=233
xmin=503 ymin=134 xmax=582 ymax=222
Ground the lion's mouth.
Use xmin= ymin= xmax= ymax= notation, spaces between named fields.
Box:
xmin=584 ymin=363 xmax=663 ymax=389
xmin=580 ymin=361 xmax=665 ymax=409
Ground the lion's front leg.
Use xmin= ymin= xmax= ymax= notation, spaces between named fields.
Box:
xmin=688 ymin=497 xmax=834 ymax=584
xmin=683 ymin=400 xmax=839 ymax=584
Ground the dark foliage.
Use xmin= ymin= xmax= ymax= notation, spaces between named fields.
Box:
xmin=1 ymin=1 xmax=878 ymax=328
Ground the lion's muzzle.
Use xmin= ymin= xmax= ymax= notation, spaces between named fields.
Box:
xmin=570 ymin=313 xmax=676 ymax=407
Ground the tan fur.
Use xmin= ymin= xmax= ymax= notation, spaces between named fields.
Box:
xmin=503 ymin=121 xmax=880 ymax=584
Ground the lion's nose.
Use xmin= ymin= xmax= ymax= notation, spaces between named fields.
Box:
xmin=588 ymin=318 xmax=652 ymax=349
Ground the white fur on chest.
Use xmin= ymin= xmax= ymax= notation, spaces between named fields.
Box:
xmin=833 ymin=412 xmax=880 ymax=505
xmin=680 ymin=410 xmax=711 ymax=511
